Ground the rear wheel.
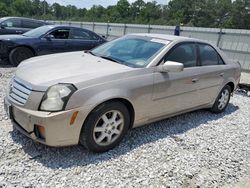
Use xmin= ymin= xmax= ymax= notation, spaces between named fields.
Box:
xmin=80 ymin=101 xmax=130 ymax=152
xmin=211 ymin=85 xmax=231 ymax=113
xmin=9 ymin=47 xmax=34 ymax=67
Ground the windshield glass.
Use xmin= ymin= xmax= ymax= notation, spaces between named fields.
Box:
xmin=0 ymin=18 xmax=5 ymax=23
xmin=23 ymin=25 xmax=54 ymax=38
xmin=91 ymin=37 xmax=166 ymax=68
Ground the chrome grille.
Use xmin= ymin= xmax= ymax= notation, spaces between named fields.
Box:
xmin=9 ymin=79 xmax=32 ymax=105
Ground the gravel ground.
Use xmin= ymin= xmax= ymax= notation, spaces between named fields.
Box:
xmin=0 ymin=64 xmax=250 ymax=188
xmin=241 ymin=72 xmax=250 ymax=84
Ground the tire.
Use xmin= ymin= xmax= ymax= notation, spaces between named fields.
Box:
xmin=9 ymin=47 xmax=34 ymax=67
xmin=80 ymin=101 xmax=130 ymax=153
xmin=210 ymin=85 xmax=231 ymax=113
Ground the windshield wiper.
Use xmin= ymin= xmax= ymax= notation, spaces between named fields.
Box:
xmin=87 ymin=51 xmax=97 ymax=56
xmin=99 ymin=55 xmax=123 ymax=64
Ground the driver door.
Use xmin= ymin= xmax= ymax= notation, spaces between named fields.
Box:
xmin=38 ymin=28 xmax=70 ymax=55
xmin=150 ymin=42 xmax=201 ymax=118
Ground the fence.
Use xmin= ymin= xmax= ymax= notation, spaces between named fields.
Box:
xmin=48 ymin=20 xmax=250 ymax=72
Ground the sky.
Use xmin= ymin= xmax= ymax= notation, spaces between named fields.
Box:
xmin=45 ymin=0 xmax=169 ymax=9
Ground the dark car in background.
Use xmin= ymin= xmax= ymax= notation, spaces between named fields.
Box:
xmin=0 ymin=17 xmax=47 ymax=35
xmin=0 ymin=25 xmax=106 ymax=66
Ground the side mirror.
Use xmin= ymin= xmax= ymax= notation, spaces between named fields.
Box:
xmin=0 ymin=24 xmax=5 ymax=29
xmin=44 ymin=34 xmax=54 ymax=41
xmin=101 ymin=35 xmax=107 ymax=39
xmin=157 ymin=61 xmax=184 ymax=73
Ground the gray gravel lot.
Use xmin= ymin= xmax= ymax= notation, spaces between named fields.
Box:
xmin=0 ymin=64 xmax=250 ymax=188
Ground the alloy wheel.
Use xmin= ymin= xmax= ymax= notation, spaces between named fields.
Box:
xmin=93 ymin=110 xmax=124 ymax=146
xmin=218 ymin=89 xmax=230 ymax=110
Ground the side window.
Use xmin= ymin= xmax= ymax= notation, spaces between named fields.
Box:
xmin=90 ymin=32 xmax=100 ymax=40
xmin=48 ymin=29 xmax=70 ymax=39
xmin=2 ymin=18 xmax=21 ymax=28
xmin=71 ymin=29 xmax=94 ymax=40
xmin=218 ymin=56 xmax=224 ymax=65
xmin=199 ymin=44 xmax=224 ymax=66
xmin=165 ymin=43 xmax=197 ymax=68
xmin=22 ymin=20 xmax=43 ymax=29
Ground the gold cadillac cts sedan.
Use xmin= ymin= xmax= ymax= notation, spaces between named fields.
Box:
xmin=4 ymin=34 xmax=241 ymax=152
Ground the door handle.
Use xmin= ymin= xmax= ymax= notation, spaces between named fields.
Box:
xmin=219 ymin=73 xmax=224 ymax=77
xmin=192 ymin=78 xmax=199 ymax=83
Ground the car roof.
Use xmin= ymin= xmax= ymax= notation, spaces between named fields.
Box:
xmin=1 ymin=17 xmax=46 ymax=23
xmin=129 ymin=33 xmax=207 ymax=44
xmin=49 ymin=25 xmax=91 ymax=30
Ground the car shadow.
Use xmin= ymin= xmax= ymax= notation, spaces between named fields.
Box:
xmin=0 ymin=59 xmax=9 ymax=65
xmin=0 ymin=59 xmax=14 ymax=69
xmin=10 ymin=103 xmax=239 ymax=169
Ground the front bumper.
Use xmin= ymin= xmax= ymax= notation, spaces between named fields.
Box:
xmin=4 ymin=97 xmax=91 ymax=147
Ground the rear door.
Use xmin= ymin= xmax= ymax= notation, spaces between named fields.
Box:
xmin=151 ymin=42 xmax=201 ymax=118
xmin=195 ymin=43 xmax=227 ymax=104
xmin=68 ymin=28 xmax=102 ymax=51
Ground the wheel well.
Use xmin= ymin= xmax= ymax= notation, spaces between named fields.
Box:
xmin=9 ymin=45 xmax=36 ymax=56
xmin=88 ymin=98 xmax=135 ymax=129
xmin=227 ymin=82 xmax=235 ymax=92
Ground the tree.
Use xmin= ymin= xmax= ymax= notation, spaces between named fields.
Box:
xmin=0 ymin=0 xmax=249 ymax=29
xmin=140 ymin=1 xmax=162 ymax=24
xmin=117 ymin=0 xmax=130 ymax=17
xmin=229 ymin=0 xmax=250 ymax=29
xmin=167 ymin=0 xmax=194 ymax=25
xmin=131 ymin=0 xmax=146 ymax=23
xmin=0 ymin=2 xmax=12 ymax=17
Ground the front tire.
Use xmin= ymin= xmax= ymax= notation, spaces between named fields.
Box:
xmin=9 ymin=47 xmax=34 ymax=67
xmin=80 ymin=101 xmax=130 ymax=153
xmin=211 ymin=85 xmax=231 ymax=113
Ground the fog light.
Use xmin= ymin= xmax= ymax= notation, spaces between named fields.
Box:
xmin=35 ymin=125 xmax=45 ymax=139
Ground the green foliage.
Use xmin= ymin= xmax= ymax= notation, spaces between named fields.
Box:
xmin=0 ymin=0 xmax=249 ymax=29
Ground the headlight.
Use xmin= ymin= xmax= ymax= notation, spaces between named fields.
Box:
xmin=40 ymin=84 xmax=77 ymax=112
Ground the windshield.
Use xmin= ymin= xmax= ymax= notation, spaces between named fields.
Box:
xmin=0 ymin=18 xmax=7 ymax=23
xmin=91 ymin=37 xmax=166 ymax=68
xmin=23 ymin=25 xmax=54 ymax=38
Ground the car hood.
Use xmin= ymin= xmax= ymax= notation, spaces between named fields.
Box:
xmin=16 ymin=51 xmax=133 ymax=91
xmin=0 ymin=34 xmax=32 ymax=41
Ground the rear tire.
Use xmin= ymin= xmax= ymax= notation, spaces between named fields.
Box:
xmin=80 ymin=101 xmax=130 ymax=153
xmin=9 ymin=47 xmax=34 ymax=67
xmin=210 ymin=85 xmax=231 ymax=113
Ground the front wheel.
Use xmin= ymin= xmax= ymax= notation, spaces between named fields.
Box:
xmin=210 ymin=85 xmax=231 ymax=113
xmin=9 ymin=47 xmax=34 ymax=67
xmin=80 ymin=101 xmax=130 ymax=152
